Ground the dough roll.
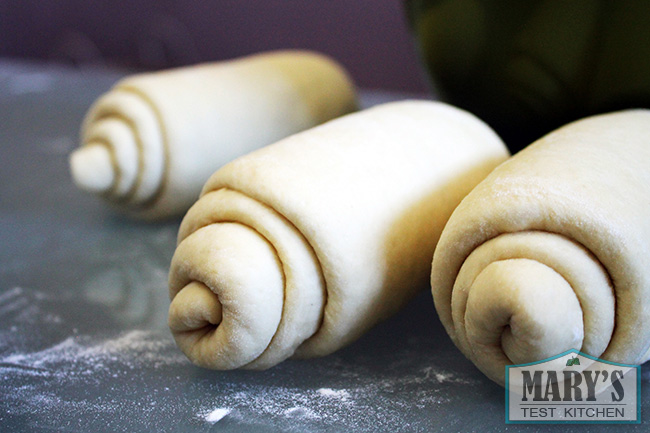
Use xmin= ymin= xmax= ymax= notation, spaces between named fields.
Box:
xmin=430 ymin=109 xmax=650 ymax=386
xmin=168 ymin=100 xmax=508 ymax=369
xmin=69 ymin=50 xmax=357 ymax=220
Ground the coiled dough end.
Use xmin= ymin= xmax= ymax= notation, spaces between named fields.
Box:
xmin=464 ymin=258 xmax=584 ymax=384
xmin=432 ymin=109 xmax=650 ymax=387
xmin=168 ymin=222 xmax=285 ymax=370
xmin=69 ymin=143 xmax=115 ymax=194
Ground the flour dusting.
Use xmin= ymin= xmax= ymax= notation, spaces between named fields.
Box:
xmin=203 ymin=407 xmax=231 ymax=423
xmin=317 ymin=388 xmax=351 ymax=401
xmin=187 ymin=355 xmax=480 ymax=432
xmin=2 ymin=324 xmax=479 ymax=431
xmin=1 ymin=330 xmax=187 ymax=378
xmin=1 ymin=286 xmax=489 ymax=432
xmin=283 ymin=406 xmax=320 ymax=419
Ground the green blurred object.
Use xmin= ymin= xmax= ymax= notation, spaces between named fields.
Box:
xmin=405 ymin=0 xmax=650 ymax=152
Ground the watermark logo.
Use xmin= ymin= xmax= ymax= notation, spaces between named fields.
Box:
xmin=506 ymin=349 xmax=640 ymax=424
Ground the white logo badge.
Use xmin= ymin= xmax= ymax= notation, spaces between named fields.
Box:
xmin=506 ymin=349 xmax=640 ymax=424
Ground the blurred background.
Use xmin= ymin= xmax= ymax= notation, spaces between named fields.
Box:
xmin=0 ymin=0 xmax=430 ymax=94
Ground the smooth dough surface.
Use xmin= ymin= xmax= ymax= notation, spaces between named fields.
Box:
xmin=70 ymin=50 xmax=358 ymax=220
xmin=430 ymin=109 xmax=650 ymax=386
xmin=168 ymin=100 xmax=509 ymax=369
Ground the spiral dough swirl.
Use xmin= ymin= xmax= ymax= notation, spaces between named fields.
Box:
xmin=70 ymin=50 xmax=358 ymax=219
xmin=431 ymin=109 xmax=650 ymax=386
xmin=168 ymin=100 xmax=508 ymax=369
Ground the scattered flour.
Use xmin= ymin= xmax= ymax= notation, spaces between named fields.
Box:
xmin=1 ymin=326 xmax=493 ymax=432
xmin=203 ymin=407 xmax=231 ymax=423
xmin=190 ymin=358 xmax=479 ymax=431
xmin=0 ymin=287 xmax=67 ymax=328
xmin=283 ymin=406 xmax=320 ymax=419
xmin=1 ymin=327 xmax=194 ymax=431
xmin=317 ymin=388 xmax=351 ymax=401
xmin=1 ymin=330 xmax=188 ymax=377
xmin=0 ymin=286 xmax=486 ymax=431
xmin=2 ymin=326 xmax=478 ymax=430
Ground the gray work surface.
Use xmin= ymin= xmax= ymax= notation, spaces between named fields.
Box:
xmin=0 ymin=59 xmax=647 ymax=433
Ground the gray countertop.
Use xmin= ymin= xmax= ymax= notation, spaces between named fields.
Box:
xmin=0 ymin=59 xmax=647 ymax=432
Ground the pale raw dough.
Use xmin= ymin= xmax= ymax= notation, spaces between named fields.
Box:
xmin=430 ymin=109 xmax=650 ymax=386
xmin=69 ymin=50 xmax=358 ymax=220
xmin=168 ymin=100 xmax=509 ymax=369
